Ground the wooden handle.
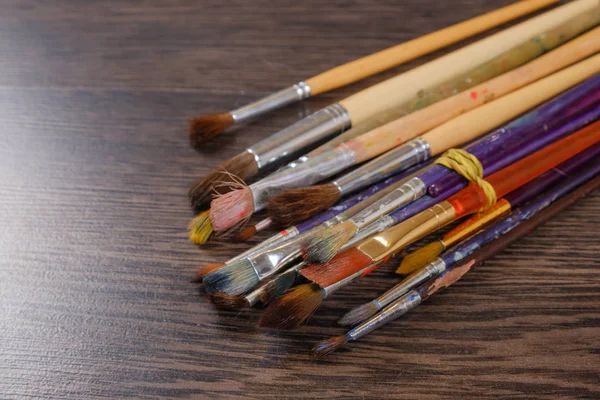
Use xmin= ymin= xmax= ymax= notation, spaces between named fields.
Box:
xmin=347 ymin=26 xmax=600 ymax=162
xmin=340 ymin=0 xmax=598 ymax=124
xmin=306 ymin=0 xmax=560 ymax=95
xmin=424 ymin=53 xmax=600 ymax=156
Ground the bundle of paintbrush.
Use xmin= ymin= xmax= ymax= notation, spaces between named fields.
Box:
xmin=186 ymin=2 xmax=600 ymax=359
xmin=188 ymin=0 xmax=597 ymax=209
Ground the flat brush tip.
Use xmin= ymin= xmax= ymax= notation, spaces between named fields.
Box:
xmin=188 ymin=113 xmax=234 ymax=148
xmin=312 ymin=335 xmax=349 ymax=359
xmin=267 ymin=184 xmax=341 ymax=226
xmin=337 ymin=300 xmax=380 ymax=327
xmin=208 ymin=292 xmax=249 ymax=310
xmin=398 ymin=241 xmax=445 ymax=275
xmin=236 ymin=225 xmax=257 ymax=241
xmin=303 ymin=222 xmax=356 ymax=264
xmin=202 ymin=259 xmax=259 ymax=296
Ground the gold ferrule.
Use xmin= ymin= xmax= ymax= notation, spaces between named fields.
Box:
xmin=443 ymin=199 xmax=511 ymax=248
xmin=356 ymin=201 xmax=456 ymax=260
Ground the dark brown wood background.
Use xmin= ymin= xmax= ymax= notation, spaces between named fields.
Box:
xmin=1 ymin=1 xmax=599 ymax=398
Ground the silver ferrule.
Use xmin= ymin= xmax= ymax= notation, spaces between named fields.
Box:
xmin=231 ymin=81 xmax=311 ymax=123
xmin=250 ymin=147 xmax=356 ymax=211
xmin=333 ymin=138 xmax=431 ymax=195
xmin=341 ymin=215 xmax=396 ymax=250
xmin=377 ymin=258 xmax=446 ymax=307
xmin=244 ymin=282 xmax=268 ymax=307
xmin=350 ymin=177 xmax=427 ymax=229
xmin=227 ymin=227 xmax=300 ymax=264
xmin=246 ymin=236 xmax=306 ymax=279
xmin=247 ymin=103 xmax=351 ymax=169
xmin=323 ymin=212 xmax=348 ymax=228
xmin=348 ymin=290 xmax=422 ymax=340
xmin=322 ymin=262 xmax=377 ymax=298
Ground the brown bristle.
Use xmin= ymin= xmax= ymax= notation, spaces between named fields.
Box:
xmin=209 ymin=292 xmax=249 ymax=310
xmin=337 ymin=300 xmax=381 ymax=327
xmin=312 ymin=335 xmax=349 ymax=359
xmin=258 ymin=284 xmax=323 ymax=330
xmin=267 ymin=184 xmax=341 ymax=226
xmin=259 ymin=269 xmax=301 ymax=305
xmin=188 ymin=152 xmax=258 ymax=209
xmin=236 ymin=225 xmax=257 ymax=241
xmin=210 ymin=187 xmax=254 ymax=232
xmin=192 ymin=263 xmax=225 ymax=283
xmin=300 ymin=248 xmax=374 ymax=287
xmin=397 ymin=241 xmax=445 ymax=276
xmin=188 ymin=113 xmax=234 ymax=148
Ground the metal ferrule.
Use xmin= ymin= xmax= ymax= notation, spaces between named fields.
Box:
xmin=227 ymin=227 xmax=300 ymax=264
xmin=377 ymin=258 xmax=446 ymax=307
xmin=341 ymin=215 xmax=395 ymax=250
xmin=246 ymin=236 xmax=306 ymax=279
xmin=356 ymin=201 xmax=456 ymax=261
xmin=247 ymin=103 xmax=351 ymax=168
xmin=333 ymin=138 xmax=431 ymax=195
xmin=350 ymin=177 xmax=427 ymax=229
xmin=250 ymin=147 xmax=356 ymax=211
xmin=231 ymin=81 xmax=311 ymax=123
xmin=324 ymin=212 xmax=350 ymax=228
xmin=348 ymin=290 xmax=422 ymax=340
xmin=244 ymin=283 xmax=268 ymax=307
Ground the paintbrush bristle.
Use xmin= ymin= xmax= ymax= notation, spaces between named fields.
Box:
xmin=302 ymin=221 xmax=358 ymax=264
xmin=267 ymin=184 xmax=341 ymax=226
xmin=188 ymin=113 xmax=234 ymax=148
xmin=300 ymin=247 xmax=374 ymax=287
xmin=312 ymin=335 xmax=350 ymax=359
xmin=210 ymin=187 xmax=254 ymax=232
xmin=260 ymin=269 xmax=301 ymax=305
xmin=337 ymin=300 xmax=381 ymax=327
xmin=208 ymin=292 xmax=249 ymax=310
xmin=188 ymin=210 xmax=214 ymax=245
xmin=236 ymin=225 xmax=257 ymax=241
xmin=258 ymin=283 xmax=323 ymax=330
xmin=397 ymin=241 xmax=445 ymax=275
xmin=188 ymin=151 xmax=258 ymax=209
xmin=202 ymin=259 xmax=259 ymax=296
xmin=192 ymin=263 xmax=225 ymax=283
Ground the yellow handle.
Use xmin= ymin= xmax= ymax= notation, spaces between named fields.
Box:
xmin=340 ymin=0 xmax=598 ymax=124
xmin=306 ymin=0 xmax=560 ymax=95
xmin=425 ymin=53 xmax=600 ymax=155
xmin=347 ymin=26 xmax=600 ymax=162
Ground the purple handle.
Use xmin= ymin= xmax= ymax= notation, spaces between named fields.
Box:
xmin=419 ymin=74 xmax=600 ymax=191
xmin=438 ymin=156 xmax=600 ymax=268
xmin=506 ymin=142 xmax=600 ymax=206
xmin=296 ymin=160 xmax=430 ymax=233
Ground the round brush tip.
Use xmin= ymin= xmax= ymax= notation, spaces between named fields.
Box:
xmin=188 ymin=113 xmax=234 ymax=148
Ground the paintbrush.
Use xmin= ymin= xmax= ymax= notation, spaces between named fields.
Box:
xmin=315 ymin=169 xmax=600 ymax=357
xmin=301 ymin=120 xmax=600 ymax=290
xmin=302 ymin=71 xmax=600 ymax=264
xmin=339 ymin=147 xmax=600 ymax=326
xmin=266 ymin=23 xmax=600 ymax=225
xmin=210 ymin=48 xmax=600 ymax=233
xmin=188 ymin=0 xmax=593 ymax=208
xmin=188 ymin=0 xmax=561 ymax=147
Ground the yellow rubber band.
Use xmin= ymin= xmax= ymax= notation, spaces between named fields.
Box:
xmin=435 ymin=148 xmax=497 ymax=209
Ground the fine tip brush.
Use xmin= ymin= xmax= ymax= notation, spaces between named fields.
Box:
xmin=190 ymin=0 xmax=588 ymax=209
xmin=316 ymin=165 xmax=600 ymax=358
xmin=187 ymin=0 xmax=560 ymax=147
xmin=266 ymin=18 xmax=600 ymax=226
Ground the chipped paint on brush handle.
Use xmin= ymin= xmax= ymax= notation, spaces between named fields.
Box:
xmin=231 ymin=82 xmax=311 ymax=123
xmin=333 ymin=138 xmax=431 ymax=195
xmin=250 ymin=146 xmax=356 ymax=211
xmin=424 ymin=77 xmax=600 ymax=194
xmin=247 ymin=103 xmax=351 ymax=169
xmin=348 ymin=291 xmax=422 ymax=340
xmin=350 ymin=177 xmax=427 ymax=229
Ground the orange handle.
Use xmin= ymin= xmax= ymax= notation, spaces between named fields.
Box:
xmin=447 ymin=120 xmax=600 ymax=218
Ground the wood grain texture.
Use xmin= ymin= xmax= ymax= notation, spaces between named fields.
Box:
xmin=0 ymin=1 xmax=598 ymax=399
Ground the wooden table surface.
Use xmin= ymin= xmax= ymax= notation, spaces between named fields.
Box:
xmin=1 ymin=1 xmax=599 ymax=398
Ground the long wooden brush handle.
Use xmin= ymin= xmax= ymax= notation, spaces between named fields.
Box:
xmin=347 ymin=25 xmax=600 ymax=162
xmin=425 ymin=53 xmax=600 ymax=156
xmin=340 ymin=0 xmax=598 ymax=124
xmin=306 ymin=0 xmax=560 ymax=95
